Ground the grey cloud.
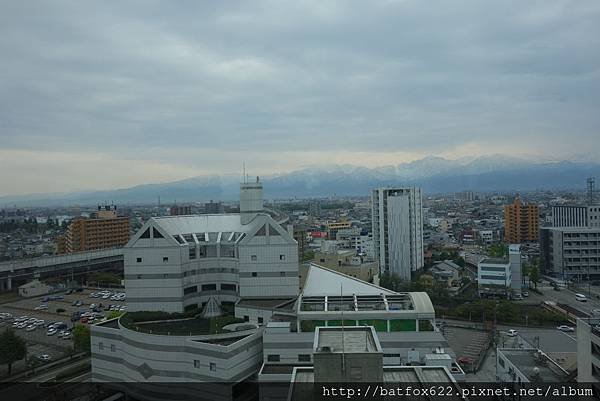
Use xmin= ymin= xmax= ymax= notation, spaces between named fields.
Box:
xmin=0 ymin=0 xmax=599 ymax=193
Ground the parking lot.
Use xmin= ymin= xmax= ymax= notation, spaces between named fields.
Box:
xmin=0 ymin=287 xmax=125 ymax=378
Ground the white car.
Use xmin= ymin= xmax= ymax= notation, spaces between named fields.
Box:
xmin=26 ymin=325 xmax=36 ymax=331
xmin=506 ymin=329 xmax=518 ymax=337
xmin=46 ymin=329 xmax=57 ymax=336
xmin=557 ymin=325 xmax=575 ymax=332
xmin=36 ymin=354 xmax=51 ymax=361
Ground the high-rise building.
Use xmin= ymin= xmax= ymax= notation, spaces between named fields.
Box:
xmin=61 ymin=205 xmax=130 ymax=253
xmin=503 ymin=196 xmax=539 ymax=243
xmin=372 ymin=187 xmax=424 ymax=280
xmin=551 ymin=205 xmax=600 ymax=228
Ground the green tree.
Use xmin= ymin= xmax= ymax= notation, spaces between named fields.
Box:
xmin=106 ymin=311 xmax=124 ymax=320
xmin=529 ymin=264 xmax=540 ymax=289
xmin=73 ymin=325 xmax=91 ymax=354
xmin=0 ymin=329 xmax=27 ymax=376
xmin=453 ymin=256 xmax=466 ymax=268
xmin=489 ymin=244 xmax=508 ymax=258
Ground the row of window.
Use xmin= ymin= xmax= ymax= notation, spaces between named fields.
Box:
xmin=194 ymin=360 xmax=216 ymax=372
xmin=250 ymin=254 xmax=286 ymax=261
xmin=267 ymin=354 xmax=311 ymax=362
xmin=136 ymin=253 xmax=288 ymax=263
xmin=184 ymin=284 xmax=237 ymax=294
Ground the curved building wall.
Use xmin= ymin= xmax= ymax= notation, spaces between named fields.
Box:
xmin=91 ymin=319 xmax=263 ymax=383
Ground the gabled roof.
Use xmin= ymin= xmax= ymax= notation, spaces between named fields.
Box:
xmin=302 ymin=263 xmax=396 ymax=297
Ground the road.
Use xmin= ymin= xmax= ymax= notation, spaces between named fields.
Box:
xmin=524 ymin=282 xmax=600 ymax=316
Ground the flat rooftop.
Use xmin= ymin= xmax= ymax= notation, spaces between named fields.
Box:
xmin=500 ymin=349 xmax=569 ymax=382
xmin=237 ymin=298 xmax=296 ymax=311
xmin=292 ymin=366 xmax=460 ymax=400
xmin=480 ymin=258 xmax=509 ymax=265
xmin=316 ymin=327 xmax=379 ymax=353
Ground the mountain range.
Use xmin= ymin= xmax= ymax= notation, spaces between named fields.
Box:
xmin=2 ymin=155 xmax=599 ymax=206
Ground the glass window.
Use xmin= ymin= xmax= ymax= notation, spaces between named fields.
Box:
xmin=194 ymin=360 xmax=201 ymax=368
xmin=153 ymin=228 xmax=164 ymax=238
xmin=267 ymin=355 xmax=280 ymax=362
xmin=280 ymin=254 xmax=286 ymax=260
xmin=163 ymin=256 xmax=168 ymax=262
xmin=252 ymin=272 xmax=257 ymax=277
xmin=251 ymin=255 xmax=257 ymax=261
xmin=210 ymin=362 xmax=216 ymax=372
xmin=136 ymin=257 xmax=142 ymax=263
xmin=298 ymin=354 xmax=311 ymax=362
xmin=140 ymin=228 xmax=151 ymax=238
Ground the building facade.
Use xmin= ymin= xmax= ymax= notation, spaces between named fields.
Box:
xmin=540 ymin=226 xmax=600 ymax=280
xmin=551 ymin=205 xmax=600 ymax=228
xmin=504 ymin=196 xmax=539 ymax=244
xmin=125 ymin=179 xmax=299 ymax=313
xmin=477 ymin=245 xmax=522 ymax=298
xmin=372 ymin=187 xmax=424 ymax=280
xmin=61 ymin=205 xmax=130 ymax=253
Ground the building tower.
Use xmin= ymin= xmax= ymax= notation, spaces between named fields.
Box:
xmin=503 ymin=196 xmax=539 ymax=244
xmin=588 ymin=177 xmax=596 ymax=206
xmin=372 ymin=187 xmax=424 ymax=281
xmin=240 ymin=176 xmax=263 ymax=225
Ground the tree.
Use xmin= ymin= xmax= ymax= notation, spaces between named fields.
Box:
xmin=529 ymin=264 xmax=540 ymax=289
xmin=73 ymin=325 xmax=91 ymax=354
xmin=0 ymin=329 xmax=27 ymax=376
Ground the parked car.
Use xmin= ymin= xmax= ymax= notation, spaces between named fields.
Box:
xmin=36 ymin=354 xmax=51 ymax=361
xmin=506 ymin=329 xmax=518 ymax=337
xmin=513 ymin=294 xmax=523 ymax=300
xmin=557 ymin=325 xmax=575 ymax=332
xmin=46 ymin=328 xmax=57 ymax=336
xmin=522 ymin=291 xmax=529 ymax=297
xmin=26 ymin=325 xmax=36 ymax=331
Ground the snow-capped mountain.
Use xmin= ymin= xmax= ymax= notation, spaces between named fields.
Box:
xmin=2 ymin=155 xmax=599 ymax=206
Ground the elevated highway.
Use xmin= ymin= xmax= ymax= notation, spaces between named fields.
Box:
xmin=0 ymin=248 xmax=124 ymax=291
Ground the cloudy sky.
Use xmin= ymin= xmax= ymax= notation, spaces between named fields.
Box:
xmin=1 ymin=1 xmax=599 ymax=195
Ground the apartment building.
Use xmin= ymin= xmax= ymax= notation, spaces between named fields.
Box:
xmin=504 ymin=196 xmax=539 ymax=243
xmin=372 ymin=187 xmax=424 ymax=280
xmin=60 ymin=205 xmax=130 ymax=253
xmin=540 ymin=226 xmax=600 ymax=280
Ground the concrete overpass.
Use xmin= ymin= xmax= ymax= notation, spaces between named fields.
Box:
xmin=0 ymin=248 xmax=124 ymax=291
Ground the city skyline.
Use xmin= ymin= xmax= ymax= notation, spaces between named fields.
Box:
xmin=1 ymin=1 xmax=600 ymax=195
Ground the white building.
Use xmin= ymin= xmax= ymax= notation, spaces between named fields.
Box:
xmin=551 ymin=205 xmax=600 ymax=228
xmin=372 ymin=187 xmax=424 ymax=280
xmin=477 ymin=245 xmax=522 ymax=298
xmin=124 ymin=177 xmax=299 ymax=313
xmin=576 ymin=318 xmax=600 ymax=384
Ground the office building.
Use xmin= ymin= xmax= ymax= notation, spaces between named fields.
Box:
xmin=477 ymin=244 xmax=522 ymax=298
xmin=551 ymin=205 xmax=600 ymax=228
xmin=540 ymin=226 xmax=600 ymax=280
xmin=504 ymin=196 xmax=539 ymax=243
xmin=372 ymin=187 xmax=424 ymax=280
xmin=61 ymin=205 xmax=130 ymax=253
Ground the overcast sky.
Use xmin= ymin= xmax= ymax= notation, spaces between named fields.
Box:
xmin=1 ymin=1 xmax=599 ymax=195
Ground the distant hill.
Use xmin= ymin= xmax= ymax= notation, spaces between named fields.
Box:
xmin=2 ymin=155 xmax=599 ymax=206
